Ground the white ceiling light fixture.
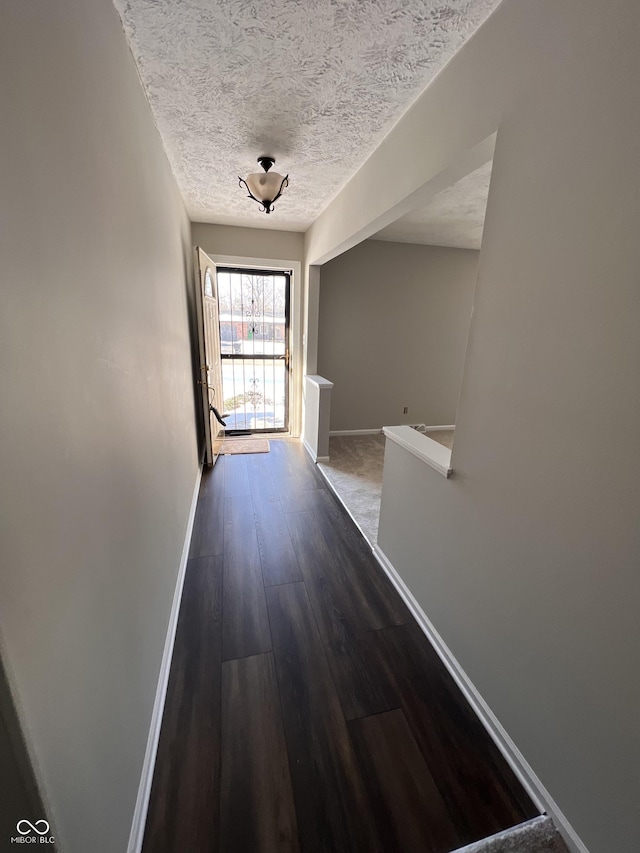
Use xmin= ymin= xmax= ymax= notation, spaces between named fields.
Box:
xmin=238 ymin=156 xmax=289 ymax=214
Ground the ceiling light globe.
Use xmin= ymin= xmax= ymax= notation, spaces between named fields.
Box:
xmin=245 ymin=171 xmax=287 ymax=203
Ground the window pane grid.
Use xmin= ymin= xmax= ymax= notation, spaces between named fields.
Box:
xmin=217 ymin=267 xmax=289 ymax=432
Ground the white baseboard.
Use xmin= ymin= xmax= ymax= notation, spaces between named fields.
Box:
xmin=127 ymin=463 xmax=203 ymax=853
xmin=328 ymin=427 xmax=453 ymax=436
xmin=372 ymin=544 xmax=589 ymax=853
xmin=329 ymin=428 xmax=382 ymax=436
xmin=302 ymin=438 xmax=329 ymax=463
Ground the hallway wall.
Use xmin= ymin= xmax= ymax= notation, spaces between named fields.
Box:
xmin=318 ymin=240 xmax=478 ymax=430
xmin=191 ymin=222 xmax=304 ymax=263
xmin=306 ymin=1 xmax=640 ymax=850
xmin=0 ymin=1 xmax=200 ymax=850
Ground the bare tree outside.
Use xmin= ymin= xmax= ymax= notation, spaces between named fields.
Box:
xmin=218 ymin=271 xmax=286 ymax=317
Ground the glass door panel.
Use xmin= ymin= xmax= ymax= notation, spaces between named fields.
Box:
xmin=217 ymin=267 xmax=290 ymax=433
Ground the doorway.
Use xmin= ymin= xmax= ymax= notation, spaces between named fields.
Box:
xmin=216 ymin=266 xmax=290 ymax=434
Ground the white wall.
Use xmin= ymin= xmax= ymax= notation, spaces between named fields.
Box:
xmin=306 ymin=1 xmax=640 ymax=850
xmin=317 ymin=240 xmax=477 ymax=430
xmin=0 ymin=1 xmax=200 ymax=850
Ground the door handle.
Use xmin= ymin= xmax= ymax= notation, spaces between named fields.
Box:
xmin=210 ymin=405 xmax=227 ymax=426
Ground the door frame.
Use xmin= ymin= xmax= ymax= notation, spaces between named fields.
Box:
xmin=217 ymin=265 xmax=291 ymax=434
xmin=210 ymin=255 xmax=302 ymax=437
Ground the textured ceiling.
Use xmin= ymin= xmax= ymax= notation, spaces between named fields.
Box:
xmin=372 ymin=161 xmax=492 ymax=249
xmin=113 ymin=0 xmax=501 ymax=231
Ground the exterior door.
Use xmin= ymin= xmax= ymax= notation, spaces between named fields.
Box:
xmin=194 ymin=247 xmax=224 ymax=466
xmin=216 ymin=267 xmax=290 ymax=433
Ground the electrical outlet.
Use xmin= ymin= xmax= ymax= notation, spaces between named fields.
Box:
xmin=403 ymin=406 xmax=408 ymax=414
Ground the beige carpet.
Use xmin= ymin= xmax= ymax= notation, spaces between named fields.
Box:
xmin=451 ymin=816 xmax=568 ymax=852
xmin=426 ymin=428 xmax=454 ymax=449
xmin=318 ymin=430 xmax=454 ymax=545
xmin=318 ymin=435 xmax=386 ymax=545
xmin=223 ymin=439 xmax=270 ymax=455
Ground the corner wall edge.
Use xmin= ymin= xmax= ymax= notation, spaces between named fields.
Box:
xmin=371 ymin=543 xmax=590 ymax=853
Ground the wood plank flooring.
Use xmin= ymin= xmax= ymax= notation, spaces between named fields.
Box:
xmin=349 ymin=709 xmax=463 ymax=852
xmin=220 ymin=652 xmax=299 ymax=853
xmin=143 ymin=553 xmax=222 ymax=853
xmin=143 ymin=439 xmax=538 ymax=853
xmin=221 ymin=494 xmax=271 ymax=660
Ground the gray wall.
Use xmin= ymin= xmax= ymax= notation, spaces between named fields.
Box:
xmin=317 ymin=240 xmax=477 ymax=430
xmin=191 ymin=222 xmax=304 ymax=263
xmin=0 ymin=657 xmax=47 ymax=848
xmin=307 ymin=1 xmax=640 ymax=850
xmin=0 ymin=1 xmax=200 ymax=851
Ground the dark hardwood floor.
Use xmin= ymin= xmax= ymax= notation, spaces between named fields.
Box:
xmin=143 ymin=439 xmax=538 ymax=853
